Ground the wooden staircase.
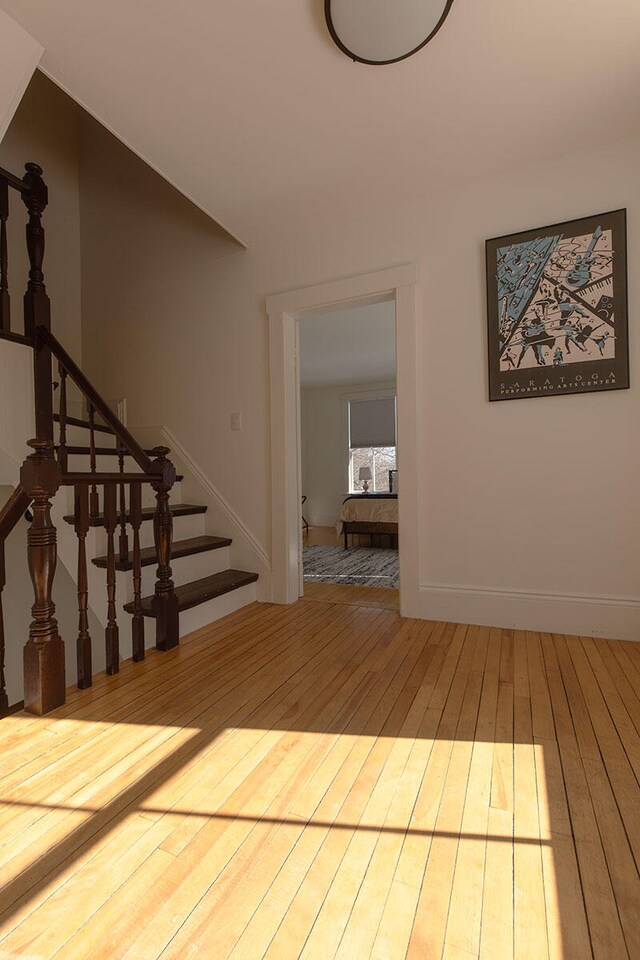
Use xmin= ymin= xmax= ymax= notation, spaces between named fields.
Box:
xmin=56 ymin=413 xmax=258 ymax=633
xmin=0 ymin=161 xmax=259 ymax=716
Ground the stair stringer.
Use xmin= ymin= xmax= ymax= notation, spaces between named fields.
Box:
xmin=133 ymin=425 xmax=272 ymax=602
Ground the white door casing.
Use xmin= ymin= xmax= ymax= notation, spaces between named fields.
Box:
xmin=267 ymin=262 xmax=420 ymax=616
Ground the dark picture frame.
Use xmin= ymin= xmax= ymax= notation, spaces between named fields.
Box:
xmin=486 ymin=209 xmax=628 ymax=401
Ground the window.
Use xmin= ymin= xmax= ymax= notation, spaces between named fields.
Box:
xmin=348 ymin=396 xmax=396 ymax=493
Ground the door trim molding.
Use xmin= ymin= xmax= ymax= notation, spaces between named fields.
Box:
xmin=267 ymin=263 xmax=420 ymax=615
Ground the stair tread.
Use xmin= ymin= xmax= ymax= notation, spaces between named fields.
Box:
xmin=63 ymin=503 xmax=207 ymax=526
xmin=123 ymin=569 xmax=258 ymax=616
xmin=92 ymin=535 xmax=231 ymax=570
xmin=54 ymin=414 xmax=114 ymax=435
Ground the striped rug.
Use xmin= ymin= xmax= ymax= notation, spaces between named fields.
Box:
xmin=302 ymin=545 xmax=399 ymax=589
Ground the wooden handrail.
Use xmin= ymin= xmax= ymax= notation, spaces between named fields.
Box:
xmin=60 ymin=473 xmax=155 ymax=485
xmin=0 ymin=484 xmax=31 ymax=541
xmin=0 ymin=166 xmax=30 ymax=194
xmin=0 ymin=331 xmax=35 ymax=347
xmin=37 ymin=326 xmax=152 ymax=473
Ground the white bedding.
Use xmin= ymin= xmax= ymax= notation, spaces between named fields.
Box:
xmin=338 ymin=497 xmax=398 ymax=532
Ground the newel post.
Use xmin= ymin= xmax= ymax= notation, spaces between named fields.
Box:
xmin=20 ymin=438 xmax=65 ymax=715
xmin=22 ymin=163 xmax=53 ymax=440
xmin=149 ymin=446 xmax=178 ymax=651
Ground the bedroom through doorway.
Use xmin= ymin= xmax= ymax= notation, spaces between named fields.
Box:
xmin=298 ymin=299 xmax=398 ymax=608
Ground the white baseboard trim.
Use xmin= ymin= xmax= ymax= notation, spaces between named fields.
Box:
xmin=416 ymin=581 xmax=640 ymax=642
xmin=308 ymin=514 xmax=337 ymax=529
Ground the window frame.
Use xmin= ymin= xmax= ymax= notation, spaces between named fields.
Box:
xmin=341 ymin=386 xmax=397 ymax=495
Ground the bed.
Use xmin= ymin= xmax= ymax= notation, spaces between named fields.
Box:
xmin=339 ymin=493 xmax=398 ymax=549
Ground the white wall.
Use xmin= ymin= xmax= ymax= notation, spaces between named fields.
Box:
xmin=0 ymin=9 xmax=41 ymax=144
xmin=0 ymin=340 xmax=33 ymax=483
xmin=301 ymin=380 xmax=395 ymax=526
xmin=79 ymin=131 xmax=640 ymax=639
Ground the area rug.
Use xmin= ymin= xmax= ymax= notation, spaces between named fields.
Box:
xmin=303 ymin=545 xmax=399 ymax=589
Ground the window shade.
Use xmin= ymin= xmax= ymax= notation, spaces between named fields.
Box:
xmin=349 ymin=397 xmax=396 ymax=448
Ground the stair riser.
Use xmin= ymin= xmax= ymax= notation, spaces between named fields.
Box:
xmin=61 ymin=482 xmax=184 ymax=517
xmin=177 ymin=583 xmax=257 ymax=638
xmin=66 ymin=453 xmax=143 ymax=474
xmin=145 ymin=510 xmax=205 ymax=549
xmin=89 ymin=509 xmax=206 ymax=552
xmin=112 ymin=546 xmax=231 ymax=601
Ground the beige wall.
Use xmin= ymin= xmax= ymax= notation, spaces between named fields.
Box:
xmin=301 ymin=380 xmax=396 ymax=526
xmin=78 ymin=116 xmax=246 ymax=466
xmin=78 ymin=127 xmax=640 ymax=637
xmin=0 ymin=71 xmax=83 ymax=356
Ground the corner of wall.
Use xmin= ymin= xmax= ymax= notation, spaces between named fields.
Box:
xmin=0 ymin=11 xmax=43 ymax=145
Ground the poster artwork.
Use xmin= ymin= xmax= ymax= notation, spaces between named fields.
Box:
xmin=486 ymin=210 xmax=628 ymax=400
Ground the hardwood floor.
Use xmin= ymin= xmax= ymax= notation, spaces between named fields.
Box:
xmin=304 ymin=581 xmax=399 ymax=611
xmin=1 ymin=600 xmax=639 ymax=958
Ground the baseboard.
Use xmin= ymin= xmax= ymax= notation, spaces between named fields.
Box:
xmin=415 ymin=581 xmax=640 ymax=642
xmin=308 ymin=514 xmax=337 ymax=528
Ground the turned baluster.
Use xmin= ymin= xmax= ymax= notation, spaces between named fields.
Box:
xmin=57 ymin=363 xmax=68 ymax=473
xmin=103 ymin=483 xmax=119 ymax=674
xmin=22 ymin=164 xmax=53 ymax=440
xmin=118 ymin=444 xmax=129 ymax=564
xmin=130 ymin=482 xmax=145 ymax=662
xmin=88 ymin=404 xmax=99 ymax=518
xmin=74 ymin=484 xmax=92 ymax=689
xmin=0 ymin=177 xmax=9 ymax=333
xmin=0 ymin=542 xmax=8 ymax=717
xmin=149 ymin=447 xmax=178 ymax=651
xmin=20 ymin=438 xmax=65 ymax=715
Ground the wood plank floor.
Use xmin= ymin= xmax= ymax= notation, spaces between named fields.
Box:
xmin=303 ymin=581 xmax=399 ymax=611
xmin=1 ymin=600 xmax=640 ymax=959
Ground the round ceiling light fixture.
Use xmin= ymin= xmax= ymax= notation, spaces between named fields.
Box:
xmin=325 ymin=0 xmax=454 ymax=66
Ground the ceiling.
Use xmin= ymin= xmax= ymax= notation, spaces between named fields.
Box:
xmin=1 ymin=0 xmax=640 ymax=244
xmin=299 ymin=300 xmax=395 ymax=387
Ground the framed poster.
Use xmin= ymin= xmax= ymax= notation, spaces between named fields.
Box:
xmin=486 ymin=209 xmax=628 ymax=401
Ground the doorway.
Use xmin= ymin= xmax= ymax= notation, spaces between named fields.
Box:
xmin=298 ymin=299 xmax=398 ymax=606
xmin=267 ymin=263 xmax=420 ymax=618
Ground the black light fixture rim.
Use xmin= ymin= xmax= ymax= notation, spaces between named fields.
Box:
xmin=324 ymin=0 xmax=455 ymax=65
